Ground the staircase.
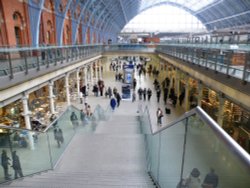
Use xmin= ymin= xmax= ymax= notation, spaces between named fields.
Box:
xmin=1 ymin=113 xmax=156 ymax=187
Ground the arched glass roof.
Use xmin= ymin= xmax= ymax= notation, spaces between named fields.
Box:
xmin=137 ymin=0 xmax=216 ymax=12
xmin=122 ymin=5 xmax=206 ymax=33
xmin=32 ymin=0 xmax=250 ymax=36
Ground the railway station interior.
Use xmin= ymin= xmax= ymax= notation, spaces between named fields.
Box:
xmin=0 ymin=0 xmax=250 ymax=187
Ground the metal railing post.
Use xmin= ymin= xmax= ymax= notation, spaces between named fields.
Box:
xmin=8 ymin=52 xmax=14 ymax=79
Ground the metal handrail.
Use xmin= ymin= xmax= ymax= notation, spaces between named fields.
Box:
xmin=0 ymin=44 xmax=104 ymax=52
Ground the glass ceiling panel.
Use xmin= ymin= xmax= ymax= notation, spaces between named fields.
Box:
xmin=121 ymin=5 xmax=207 ymax=33
xmin=138 ymin=0 xmax=217 ymax=12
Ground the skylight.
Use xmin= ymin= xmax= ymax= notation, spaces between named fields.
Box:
xmin=139 ymin=0 xmax=217 ymax=12
xmin=121 ymin=5 xmax=206 ymax=33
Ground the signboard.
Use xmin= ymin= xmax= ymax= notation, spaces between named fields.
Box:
xmin=122 ymin=85 xmax=131 ymax=99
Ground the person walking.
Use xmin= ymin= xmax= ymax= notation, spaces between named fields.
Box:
xmin=202 ymin=168 xmax=219 ymax=188
xmin=185 ymin=168 xmax=201 ymax=188
xmin=133 ymin=78 xmax=137 ymax=90
xmin=1 ymin=150 xmax=11 ymax=180
xmin=110 ymin=97 xmax=117 ymax=111
xmin=143 ymin=88 xmax=147 ymax=101
xmin=163 ymin=86 xmax=169 ymax=104
xmin=156 ymin=108 xmax=163 ymax=125
xmin=115 ymin=92 xmax=121 ymax=107
xmin=132 ymin=90 xmax=136 ymax=102
xmin=138 ymin=87 xmax=143 ymax=100
xmin=53 ymin=127 xmax=64 ymax=148
xmin=156 ymin=88 xmax=161 ymax=103
xmin=70 ymin=111 xmax=78 ymax=128
xmin=12 ymin=151 xmax=23 ymax=179
xmin=179 ymin=90 xmax=185 ymax=106
xmin=147 ymin=88 xmax=152 ymax=101
xmin=107 ymin=87 xmax=112 ymax=98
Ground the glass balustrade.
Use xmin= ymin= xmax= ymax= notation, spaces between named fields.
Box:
xmin=140 ymin=106 xmax=250 ymax=188
xmin=0 ymin=128 xmax=51 ymax=182
xmin=0 ymin=104 xmax=107 ymax=184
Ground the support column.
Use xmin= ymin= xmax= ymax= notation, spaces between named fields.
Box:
xmin=76 ymin=68 xmax=80 ymax=98
xmin=217 ymin=94 xmax=225 ymax=127
xmin=95 ymin=61 xmax=98 ymax=82
xmin=184 ymin=77 xmax=190 ymax=111
xmin=65 ymin=74 xmax=71 ymax=105
xmin=197 ymin=82 xmax=203 ymax=107
xmin=169 ymin=68 xmax=174 ymax=89
xmin=98 ymin=60 xmax=102 ymax=80
xmin=22 ymin=94 xmax=34 ymax=150
xmin=90 ymin=64 xmax=93 ymax=85
xmin=48 ymin=81 xmax=55 ymax=114
xmin=84 ymin=66 xmax=88 ymax=87
xmin=175 ymin=70 xmax=181 ymax=102
xmin=166 ymin=64 xmax=170 ymax=78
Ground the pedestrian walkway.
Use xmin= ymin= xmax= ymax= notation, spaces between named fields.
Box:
xmin=72 ymin=58 xmax=186 ymax=133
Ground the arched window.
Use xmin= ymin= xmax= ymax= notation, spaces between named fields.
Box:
xmin=13 ymin=12 xmax=21 ymax=21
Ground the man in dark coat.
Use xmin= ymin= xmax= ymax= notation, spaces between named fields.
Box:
xmin=202 ymin=168 xmax=219 ymax=188
xmin=54 ymin=127 xmax=64 ymax=148
xmin=115 ymin=92 xmax=121 ymax=107
xmin=12 ymin=151 xmax=23 ymax=179
xmin=70 ymin=112 xmax=78 ymax=128
xmin=1 ymin=150 xmax=11 ymax=180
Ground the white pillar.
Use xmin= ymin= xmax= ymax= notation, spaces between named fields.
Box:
xmin=217 ymin=95 xmax=225 ymax=127
xmin=90 ymin=65 xmax=93 ymax=85
xmin=184 ymin=77 xmax=190 ymax=111
xmin=175 ymin=70 xmax=180 ymax=101
xmin=95 ymin=62 xmax=98 ymax=82
xmin=197 ymin=82 xmax=203 ymax=107
xmin=98 ymin=60 xmax=102 ymax=79
xmin=76 ymin=69 xmax=80 ymax=98
xmin=65 ymin=74 xmax=71 ymax=105
xmin=84 ymin=66 xmax=88 ymax=86
xmin=169 ymin=70 xmax=174 ymax=89
xmin=22 ymin=95 xmax=34 ymax=150
xmin=165 ymin=64 xmax=169 ymax=78
xmin=48 ymin=82 xmax=55 ymax=114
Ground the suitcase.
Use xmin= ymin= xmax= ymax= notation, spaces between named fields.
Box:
xmin=165 ymin=108 xmax=171 ymax=114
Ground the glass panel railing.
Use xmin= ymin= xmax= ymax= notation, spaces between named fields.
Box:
xmin=0 ymin=128 xmax=51 ymax=183
xmin=46 ymin=106 xmax=79 ymax=167
xmin=0 ymin=104 xmax=106 ymax=184
xmin=140 ymin=106 xmax=250 ymax=188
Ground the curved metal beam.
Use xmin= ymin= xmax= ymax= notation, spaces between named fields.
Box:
xmin=73 ymin=0 xmax=92 ymax=44
xmin=28 ymin=0 xmax=45 ymax=47
xmin=119 ymin=0 xmax=128 ymax=23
